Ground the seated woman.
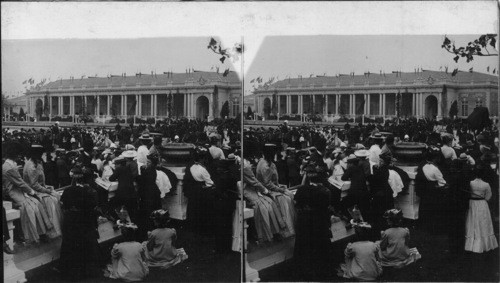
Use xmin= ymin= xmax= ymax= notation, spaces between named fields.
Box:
xmin=106 ymin=223 xmax=149 ymax=282
xmin=243 ymin=148 xmax=285 ymax=243
xmin=256 ymin=144 xmax=296 ymax=238
xmin=23 ymin=144 xmax=63 ymax=238
xmin=143 ymin=210 xmax=188 ymax=269
xmin=378 ymin=209 xmax=421 ymax=268
xmin=2 ymin=141 xmax=53 ymax=244
xmin=339 ymin=224 xmax=383 ymax=281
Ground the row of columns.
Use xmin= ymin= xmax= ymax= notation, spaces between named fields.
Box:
xmin=28 ymin=94 xmax=164 ymax=118
xmin=260 ymin=92 xmax=441 ymax=118
xmin=27 ymin=93 xmax=220 ymax=119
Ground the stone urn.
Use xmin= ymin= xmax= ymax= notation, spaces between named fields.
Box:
xmin=160 ymin=143 xmax=195 ymax=167
xmin=393 ymin=142 xmax=427 ymax=166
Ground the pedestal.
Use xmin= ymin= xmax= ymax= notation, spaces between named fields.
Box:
xmin=164 ymin=167 xmax=188 ymax=220
xmin=3 ymin=201 xmax=27 ymax=283
xmin=394 ymin=166 xmax=420 ymax=220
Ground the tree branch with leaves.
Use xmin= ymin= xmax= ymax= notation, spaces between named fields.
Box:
xmin=207 ymin=38 xmax=243 ymax=77
xmin=442 ymin=34 xmax=497 ymax=63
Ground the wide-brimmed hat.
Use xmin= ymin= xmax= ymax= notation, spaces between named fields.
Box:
xmin=346 ymin=154 xmax=358 ymax=163
xmin=124 ymin=144 xmax=136 ymax=151
xmin=354 ymin=143 xmax=365 ymax=150
xmin=113 ymin=155 xmax=126 ymax=164
xmin=340 ymin=142 xmax=347 ymax=148
xmin=29 ymin=144 xmax=45 ymax=156
xmin=139 ymin=133 xmax=153 ymax=141
xmin=227 ymin=153 xmax=236 ymax=160
xmin=110 ymin=143 xmax=117 ymax=149
xmin=147 ymin=153 xmax=159 ymax=160
xmin=458 ymin=153 xmax=469 ymax=161
xmin=379 ymin=152 xmax=394 ymax=163
xmin=354 ymin=149 xmax=370 ymax=158
xmin=122 ymin=150 xmax=137 ymax=158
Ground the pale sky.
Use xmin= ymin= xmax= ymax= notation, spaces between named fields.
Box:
xmin=1 ymin=37 xmax=237 ymax=97
xmin=1 ymin=2 xmax=498 ymax=97
xmin=245 ymin=35 xmax=499 ymax=95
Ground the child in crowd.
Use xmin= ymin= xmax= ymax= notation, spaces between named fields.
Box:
xmin=378 ymin=209 xmax=421 ymax=268
xmin=106 ymin=223 xmax=149 ymax=282
xmin=338 ymin=224 xmax=383 ymax=281
xmin=143 ymin=209 xmax=188 ymax=269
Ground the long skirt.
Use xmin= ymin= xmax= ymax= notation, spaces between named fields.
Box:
xmin=270 ymin=191 xmax=296 ymax=238
xmin=464 ymin=199 xmax=498 ymax=253
xmin=37 ymin=192 xmax=63 ymax=238
xmin=60 ymin=212 xmax=102 ymax=279
xmin=17 ymin=195 xmax=53 ymax=243
xmin=144 ymin=246 xmax=188 ymax=269
xmin=245 ymin=190 xmax=285 ymax=242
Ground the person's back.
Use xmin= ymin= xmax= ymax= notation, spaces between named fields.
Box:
xmin=110 ymin=241 xmax=149 ymax=282
xmin=110 ymin=164 xmax=137 ymax=200
xmin=147 ymin=228 xmax=178 ymax=262
xmin=379 ymin=227 xmax=410 ymax=262
xmin=470 ymin=178 xmax=491 ymax=200
xmin=344 ymin=240 xmax=382 ymax=281
xmin=342 ymin=165 xmax=367 ymax=194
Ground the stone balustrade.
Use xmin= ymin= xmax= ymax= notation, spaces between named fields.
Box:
xmin=3 ymin=201 xmax=26 ymax=283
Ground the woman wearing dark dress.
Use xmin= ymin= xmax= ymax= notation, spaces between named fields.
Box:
xmin=341 ymin=154 xmax=369 ymax=217
xmin=212 ymin=155 xmax=239 ymax=253
xmin=183 ymin=147 xmax=215 ymax=235
xmin=294 ymin=161 xmax=332 ymax=279
xmin=367 ymin=152 xmax=395 ymax=230
xmin=59 ymin=165 xmax=102 ymax=280
xmin=136 ymin=154 xmax=162 ymax=240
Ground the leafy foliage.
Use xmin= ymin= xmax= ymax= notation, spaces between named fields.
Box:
xmin=207 ymin=38 xmax=243 ymax=77
xmin=442 ymin=34 xmax=497 ymax=63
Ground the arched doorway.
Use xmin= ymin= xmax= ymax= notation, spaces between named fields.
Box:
xmin=425 ymin=95 xmax=438 ymax=120
xmin=263 ymin=97 xmax=271 ymax=118
xmin=196 ymin=96 xmax=209 ymax=120
xmin=35 ymin=99 xmax=44 ymax=120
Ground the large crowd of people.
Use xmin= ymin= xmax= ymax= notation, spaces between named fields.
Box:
xmin=242 ymin=117 xmax=499 ymax=280
xmin=2 ymin=115 xmax=499 ymax=281
xmin=2 ymin=117 xmax=241 ymax=281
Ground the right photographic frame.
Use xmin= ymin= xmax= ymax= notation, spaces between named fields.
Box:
xmin=242 ymin=33 xmax=499 ymax=282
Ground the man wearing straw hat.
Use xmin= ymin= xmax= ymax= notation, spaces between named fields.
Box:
xmin=137 ymin=132 xmax=153 ymax=164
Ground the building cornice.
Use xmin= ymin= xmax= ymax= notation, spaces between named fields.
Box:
xmin=253 ymin=81 xmax=497 ymax=95
xmin=26 ymin=83 xmax=240 ymax=96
